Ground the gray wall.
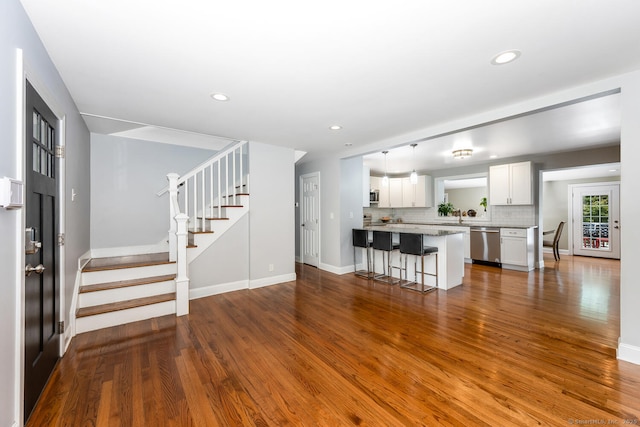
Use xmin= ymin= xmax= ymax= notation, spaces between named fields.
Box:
xmin=188 ymin=141 xmax=296 ymax=291
xmin=340 ymin=157 xmax=365 ymax=267
xmin=189 ymin=215 xmax=249 ymax=288
xmin=90 ymin=133 xmax=215 ymax=248
xmin=248 ymin=141 xmax=295 ymax=282
xmin=0 ymin=0 xmax=91 ymax=424
xmin=296 ymin=157 xmax=343 ymax=270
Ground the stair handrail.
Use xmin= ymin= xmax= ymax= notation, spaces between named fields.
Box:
xmin=156 ymin=140 xmax=248 ymax=196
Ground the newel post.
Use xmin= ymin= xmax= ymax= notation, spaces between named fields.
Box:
xmin=175 ymin=212 xmax=190 ymax=316
xmin=167 ymin=173 xmax=179 ymax=262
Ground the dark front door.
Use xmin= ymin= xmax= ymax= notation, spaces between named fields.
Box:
xmin=24 ymin=81 xmax=60 ymax=421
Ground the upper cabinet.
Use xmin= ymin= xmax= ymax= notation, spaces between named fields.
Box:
xmin=363 ymin=166 xmax=371 ymax=207
xmin=489 ymin=161 xmax=532 ymax=205
xmin=401 ymin=176 xmax=432 ymax=207
xmin=374 ymin=175 xmax=433 ymax=208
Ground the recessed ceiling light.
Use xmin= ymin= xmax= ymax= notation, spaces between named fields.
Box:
xmin=330 ymin=125 xmax=342 ymax=130
xmin=210 ymin=93 xmax=229 ymax=101
xmin=491 ymin=49 xmax=521 ymax=65
xmin=609 ymin=169 xmax=618 ymax=172
xmin=490 ymin=155 xmax=498 ymax=159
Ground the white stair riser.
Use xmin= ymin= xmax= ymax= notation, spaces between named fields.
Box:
xmin=76 ymin=301 xmax=176 ymax=334
xmin=79 ymin=280 xmax=176 ymax=308
xmin=82 ymin=263 xmax=176 ymax=285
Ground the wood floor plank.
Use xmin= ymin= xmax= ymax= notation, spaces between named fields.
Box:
xmin=27 ymin=254 xmax=640 ymax=426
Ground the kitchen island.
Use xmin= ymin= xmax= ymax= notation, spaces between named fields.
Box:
xmin=366 ymin=225 xmax=465 ymax=290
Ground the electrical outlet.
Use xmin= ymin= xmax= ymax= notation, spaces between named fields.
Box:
xmin=268 ymin=264 xmax=274 ymax=272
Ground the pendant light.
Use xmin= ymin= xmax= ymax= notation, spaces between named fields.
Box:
xmin=409 ymin=144 xmax=418 ymax=184
xmin=382 ymin=151 xmax=389 ymax=187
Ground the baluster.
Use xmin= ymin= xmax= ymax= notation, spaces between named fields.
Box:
xmin=209 ymin=164 xmax=214 ymax=218
xmin=232 ymin=148 xmax=237 ymax=205
xmin=217 ymin=158 xmax=222 ymax=218
xmin=201 ymin=170 xmax=205 ymax=231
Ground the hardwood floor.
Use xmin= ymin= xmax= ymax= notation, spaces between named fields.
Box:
xmin=28 ymin=255 xmax=640 ymax=426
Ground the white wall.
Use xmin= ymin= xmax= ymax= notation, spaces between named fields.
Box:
xmin=619 ymin=70 xmax=640 ymax=364
xmin=90 ymin=133 xmax=215 ymax=249
xmin=0 ymin=0 xmax=91 ymax=425
xmin=248 ymin=141 xmax=296 ymax=285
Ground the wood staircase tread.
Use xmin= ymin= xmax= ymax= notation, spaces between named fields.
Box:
xmin=76 ymin=293 xmax=175 ymax=318
xmin=211 ymin=205 xmax=244 ymax=208
xmin=197 ymin=216 xmax=230 ymax=221
xmin=187 ymin=244 xmax=197 ymax=248
xmin=222 ymin=193 xmax=250 ymax=197
xmin=80 ymin=274 xmax=177 ymax=293
xmin=82 ymin=253 xmax=174 ymax=272
xmin=189 ymin=229 xmax=214 ymax=234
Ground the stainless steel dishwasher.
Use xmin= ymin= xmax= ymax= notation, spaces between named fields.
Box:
xmin=470 ymin=227 xmax=501 ymax=265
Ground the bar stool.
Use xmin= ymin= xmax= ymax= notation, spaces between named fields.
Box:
xmin=399 ymin=232 xmax=438 ymax=293
xmin=352 ymin=228 xmax=372 ymax=278
xmin=372 ymin=230 xmax=401 ymax=284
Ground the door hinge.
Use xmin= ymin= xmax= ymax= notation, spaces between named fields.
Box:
xmin=58 ymin=321 xmax=65 ymax=334
xmin=55 ymin=145 xmax=65 ymax=158
xmin=57 ymin=233 xmax=65 ymax=246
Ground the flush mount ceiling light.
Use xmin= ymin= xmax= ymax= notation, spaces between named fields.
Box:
xmin=210 ymin=93 xmax=229 ymax=101
xmin=330 ymin=125 xmax=342 ymax=130
xmin=382 ymin=151 xmax=389 ymax=187
xmin=452 ymin=148 xmax=473 ymax=159
xmin=491 ymin=49 xmax=521 ymax=65
xmin=409 ymin=144 xmax=418 ymax=184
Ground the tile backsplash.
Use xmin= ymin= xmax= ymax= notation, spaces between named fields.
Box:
xmin=365 ymin=205 xmax=536 ymax=226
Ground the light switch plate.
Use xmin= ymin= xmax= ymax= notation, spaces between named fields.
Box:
xmin=0 ymin=177 xmax=23 ymax=209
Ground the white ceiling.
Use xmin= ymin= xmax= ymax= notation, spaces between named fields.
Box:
xmin=19 ymin=1 xmax=640 ymax=166
xmin=363 ymin=93 xmax=621 ymax=174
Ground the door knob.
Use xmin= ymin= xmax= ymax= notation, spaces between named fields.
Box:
xmin=25 ymin=264 xmax=46 ymax=276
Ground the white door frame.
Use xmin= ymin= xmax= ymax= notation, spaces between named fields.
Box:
xmin=567 ymin=181 xmax=620 ymax=258
xmin=299 ymin=172 xmax=320 ymax=267
xmin=17 ymin=50 xmax=68 ymax=425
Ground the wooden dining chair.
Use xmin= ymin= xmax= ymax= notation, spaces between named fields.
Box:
xmin=543 ymin=221 xmax=565 ymax=261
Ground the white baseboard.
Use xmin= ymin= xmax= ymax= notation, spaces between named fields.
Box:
xmin=189 ymin=280 xmax=249 ymax=300
xmin=250 ymin=273 xmax=296 ymax=289
xmin=618 ymin=340 xmax=640 ymax=365
xmin=90 ymin=241 xmax=169 ymax=258
xmin=189 ymin=273 xmax=297 ymax=299
xmin=318 ymin=262 xmax=354 ymax=275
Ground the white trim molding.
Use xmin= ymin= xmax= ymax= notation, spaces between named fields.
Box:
xmin=618 ymin=340 xmax=640 ymax=365
xmin=189 ymin=280 xmax=249 ymax=300
xmin=249 ymin=273 xmax=296 ymax=289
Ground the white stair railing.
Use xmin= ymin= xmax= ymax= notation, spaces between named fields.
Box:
xmin=159 ymin=140 xmax=249 ymax=315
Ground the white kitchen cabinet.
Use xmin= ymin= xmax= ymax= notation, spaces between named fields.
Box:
xmin=500 ymin=227 xmax=535 ymax=271
xmin=401 ymin=176 xmax=433 ymax=207
xmin=372 ymin=175 xmax=433 ymax=208
xmin=377 ymin=177 xmax=390 ymax=208
xmin=363 ymin=166 xmax=371 ymax=207
xmin=489 ymin=161 xmax=532 ymax=205
xmin=389 ymin=178 xmax=403 ymax=207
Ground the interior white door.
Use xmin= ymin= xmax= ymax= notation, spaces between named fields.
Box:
xmin=301 ymin=173 xmax=320 ymax=267
xmin=572 ymin=184 xmax=620 ymax=259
